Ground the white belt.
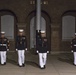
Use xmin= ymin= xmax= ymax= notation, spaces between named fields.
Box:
xmin=74 ymin=45 xmax=76 ymax=46
xmin=0 ymin=44 xmax=7 ymax=46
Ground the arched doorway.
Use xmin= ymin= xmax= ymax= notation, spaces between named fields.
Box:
xmin=0 ymin=9 xmax=18 ymax=51
xmin=62 ymin=15 xmax=75 ymax=41
xmin=1 ymin=15 xmax=14 ymax=39
xmin=30 ymin=17 xmax=36 ymax=49
xmin=30 ymin=16 xmax=46 ymax=49
xmin=26 ymin=10 xmax=51 ymax=53
xmin=61 ymin=10 xmax=76 ymax=52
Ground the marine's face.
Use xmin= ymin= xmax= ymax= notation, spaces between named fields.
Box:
xmin=1 ymin=34 xmax=5 ymax=38
xmin=19 ymin=32 xmax=23 ymax=36
xmin=41 ymin=33 xmax=46 ymax=37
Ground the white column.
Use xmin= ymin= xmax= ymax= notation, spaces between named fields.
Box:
xmin=36 ymin=0 xmax=41 ymax=31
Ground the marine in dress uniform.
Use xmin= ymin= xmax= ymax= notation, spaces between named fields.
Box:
xmin=16 ymin=29 xmax=27 ymax=67
xmin=71 ymin=33 xmax=76 ymax=66
xmin=36 ymin=31 xmax=49 ymax=69
xmin=0 ymin=32 xmax=9 ymax=65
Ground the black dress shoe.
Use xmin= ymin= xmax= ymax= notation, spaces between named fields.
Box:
xmin=40 ymin=67 xmax=44 ymax=69
xmin=22 ymin=64 xmax=25 ymax=67
xmin=19 ymin=65 xmax=23 ymax=67
xmin=4 ymin=62 xmax=6 ymax=65
xmin=73 ymin=63 xmax=76 ymax=66
xmin=1 ymin=63 xmax=5 ymax=65
xmin=18 ymin=64 xmax=22 ymax=67
xmin=44 ymin=65 xmax=46 ymax=69
xmin=40 ymin=66 xmax=44 ymax=69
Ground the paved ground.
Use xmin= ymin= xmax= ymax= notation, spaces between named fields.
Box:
xmin=0 ymin=52 xmax=76 ymax=75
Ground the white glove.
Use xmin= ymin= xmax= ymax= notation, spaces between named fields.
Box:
xmin=47 ymin=51 xmax=49 ymax=53
xmin=25 ymin=48 xmax=27 ymax=51
xmin=7 ymin=49 xmax=9 ymax=51
xmin=16 ymin=49 xmax=18 ymax=51
xmin=71 ymin=50 xmax=73 ymax=53
xmin=37 ymin=50 xmax=39 ymax=53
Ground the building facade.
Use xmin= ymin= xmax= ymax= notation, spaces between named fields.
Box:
xmin=0 ymin=0 xmax=76 ymax=54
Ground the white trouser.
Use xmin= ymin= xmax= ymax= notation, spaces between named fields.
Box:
xmin=18 ymin=50 xmax=25 ymax=66
xmin=74 ymin=52 xmax=76 ymax=65
xmin=39 ymin=53 xmax=47 ymax=68
xmin=0 ymin=51 xmax=7 ymax=64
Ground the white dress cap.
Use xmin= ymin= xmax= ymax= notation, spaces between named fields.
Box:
xmin=41 ymin=31 xmax=45 ymax=33
xmin=19 ymin=29 xmax=24 ymax=32
xmin=1 ymin=31 xmax=5 ymax=34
